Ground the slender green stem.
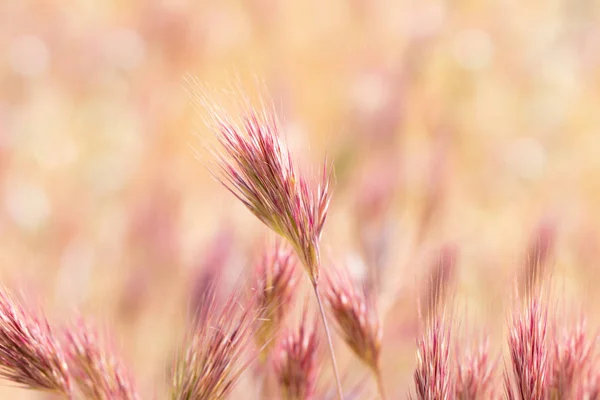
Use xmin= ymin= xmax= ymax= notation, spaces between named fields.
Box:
xmin=313 ymin=283 xmax=344 ymax=400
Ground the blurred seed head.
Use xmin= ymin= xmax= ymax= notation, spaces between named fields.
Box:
xmin=325 ymin=267 xmax=382 ymax=374
xmin=0 ymin=286 xmax=71 ymax=394
xmin=353 ymin=160 xmax=396 ymax=292
xmin=551 ymin=318 xmax=596 ymax=399
xmin=421 ymin=244 xmax=458 ymax=323
xmin=171 ymin=283 xmax=259 ymax=400
xmin=504 ymin=297 xmax=551 ymax=400
xmin=521 ymin=217 xmax=556 ymax=299
xmin=191 ymin=80 xmax=332 ymax=284
xmin=455 ymin=336 xmax=497 ymax=400
xmin=189 ymin=226 xmax=235 ymax=320
xmin=575 ymin=369 xmax=600 ymax=400
xmin=412 ymin=315 xmax=452 ymax=400
xmin=253 ymin=240 xmax=299 ymax=360
xmin=274 ymin=312 xmax=320 ymax=400
xmin=64 ymin=319 xmax=139 ymax=400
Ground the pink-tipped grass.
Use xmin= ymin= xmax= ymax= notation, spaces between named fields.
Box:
xmin=411 ymin=247 xmax=456 ymax=400
xmin=192 ymin=81 xmax=343 ymax=399
xmin=200 ymin=89 xmax=332 ymax=286
xmin=504 ymin=218 xmax=556 ymax=400
xmin=171 ymin=283 xmax=260 ymax=400
xmin=551 ymin=318 xmax=596 ymax=399
xmin=421 ymin=244 xmax=457 ymax=323
xmin=253 ymin=240 xmax=299 ymax=361
xmin=64 ymin=319 xmax=139 ymax=400
xmin=521 ymin=217 xmax=556 ymax=299
xmin=274 ymin=312 xmax=320 ymax=400
xmin=325 ymin=267 xmax=385 ymax=399
xmin=504 ymin=296 xmax=551 ymax=400
xmin=412 ymin=315 xmax=452 ymax=400
xmin=455 ymin=337 xmax=497 ymax=400
xmin=0 ymin=286 xmax=71 ymax=395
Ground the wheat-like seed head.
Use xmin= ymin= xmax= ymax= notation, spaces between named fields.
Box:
xmin=455 ymin=337 xmax=497 ymax=400
xmin=196 ymin=85 xmax=332 ymax=284
xmin=505 ymin=297 xmax=551 ymax=400
xmin=64 ymin=319 xmax=139 ymax=400
xmin=0 ymin=286 xmax=71 ymax=395
xmin=253 ymin=240 xmax=299 ymax=360
xmin=274 ymin=312 xmax=320 ymax=400
xmin=412 ymin=314 xmax=452 ymax=400
xmin=325 ymin=267 xmax=382 ymax=374
xmin=171 ymin=284 xmax=259 ymax=400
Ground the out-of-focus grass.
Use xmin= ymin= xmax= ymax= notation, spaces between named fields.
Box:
xmin=1 ymin=0 xmax=600 ymax=397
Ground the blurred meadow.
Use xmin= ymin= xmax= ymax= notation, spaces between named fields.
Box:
xmin=2 ymin=0 xmax=600 ymax=398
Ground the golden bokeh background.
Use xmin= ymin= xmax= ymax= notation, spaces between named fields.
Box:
xmin=1 ymin=0 xmax=600 ymax=398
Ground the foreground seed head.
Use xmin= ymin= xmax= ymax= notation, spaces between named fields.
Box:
xmin=412 ymin=315 xmax=452 ymax=400
xmin=0 ymin=286 xmax=71 ymax=395
xmin=505 ymin=297 xmax=551 ymax=400
xmin=203 ymin=90 xmax=332 ymax=284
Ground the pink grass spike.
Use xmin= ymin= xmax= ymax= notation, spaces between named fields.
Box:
xmin=274 ymin=313 xmax=320 ymax=400
xmin=253 ymin=240 xmax=299 ymax=360
xmin=551 ymin=318 xmax=596 ymax=398
xmin=455 ymin=337 xmax=497 ymax=400
xmin=0 ymin=286 xmax=71 ymax=395
xmin=504 ymin=297 xmax=551 ymax=400
xmin=171 ymin=283 xmax=259 ymax=400
xmin=206 ymin=94 xmax=332 ymax=285
xmin=325 ymin=267 xmax=385 ymax=398
xmin=64 ymin=319 xmax=139 ymax=400
xmin=194 ymin=81 xmax=343 ymax=399
xmin=412 ymin=315 xmax=452 ymax=400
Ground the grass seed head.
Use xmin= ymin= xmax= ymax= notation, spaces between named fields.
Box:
xmin=0 ymin=286 xmax=71 ymax=395
xmin=274 ymin=312 xmax=320 ymax=400
xmin=455 ymin=337 xmax=497 ymax=400
xmin=325 ymin=267 xmax=382 ymax=374
xmin=253 ymin=240 xmax=299 ymax=360
xmin=505 ymin=297 xmax=551 ymax=400
xmin=413 ymin=315 xmax=452 ymax=400
xmin=171 ymin=283 xmax=259 ymax=400
xmin=551 ymin=318 xmax=596 ymax=399
xmin=200 ymin=87 xmax=332 ymax=284
xmin=64 ymin=319 xmax=139 ymax=400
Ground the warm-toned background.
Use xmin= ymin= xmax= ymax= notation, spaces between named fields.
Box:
xmin=2 ymin=0 xmax=600 ymax=398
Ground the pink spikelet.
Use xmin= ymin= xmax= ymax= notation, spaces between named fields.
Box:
xmin=195 ymin=82 xmax=343 ymax=399
xmin=325 ymin=267 xmax=385 ymax=398
xmin=64 ymin=319 xmax=139 ymax=400
xmin=575 ymin=369 xmax=600 ymax=400
xmin=455 ymin=337 xmax=497 ymax=400
xmin=412 ymin=253 xmax=454 ymax=400
xmin=520 ymin=217 xmax=555 ymax=299
xmin=274 ymin=313 xmax=320 ymax=400
xmin=205 ymin=93 xmax=332 ymax=285
xmin=504 ymin=297 xmax=551 ymax=400
xmin=412 ymin=316 xmax=452 ymax=400
xmin=171 ymin=284 xmax=259 ymax=400
xmin=422 ymin=244 xmax=457 ymax=322
xmin=253 ymin=241 xmax=299 ymax=359
xmin=551 ymin=318 xmax=596 ymax=399
xmin=0 ymin=286 xmax=71 ymax=395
